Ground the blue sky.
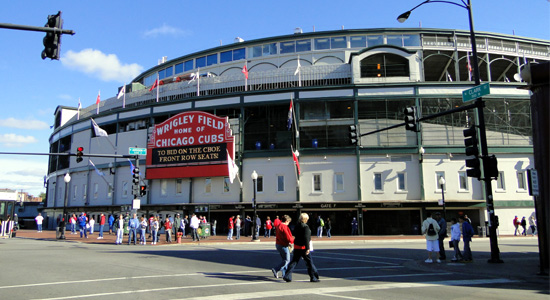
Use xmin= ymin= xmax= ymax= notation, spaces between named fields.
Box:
xmin=0 ymin=0 xmax=549 ymax=196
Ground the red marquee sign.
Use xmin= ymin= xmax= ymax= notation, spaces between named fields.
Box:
xmin=146 ymin=111 xmax=235 ymax=179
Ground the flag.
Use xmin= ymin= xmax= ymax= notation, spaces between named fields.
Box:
xmin=466 ymin=52 xmax=472 ymax=81
xmin=241 ymin=64 xmax=249 ymax=80
xmin=287 ymin=99 xmax=293 ymax=131
xmin=227 ymin=150 xmax=239 ymax=184
xmin=77 ymin=98 xmax=82 ymax=120
xmin=291 ymin=146 xmax=301 ymax=175
xmin=294 ymin=59 xmax=301 ymax=76
xmin=89 ymin=159 xmax=105 ymax=176
xmin=96 ymin=91 xmax=101 ymax=114
xmin=117 ymin=85 xmax=125 ymax=99
xmin=149 ymin=78 xmax=158 ymax=91
xmin=90 ymin=118 xmax=108 ymax=137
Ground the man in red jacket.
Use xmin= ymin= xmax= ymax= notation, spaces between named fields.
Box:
xmin=97 ymin=213 xmax=106 ymax=239
xmin=271 ymin=215 xmax=294 ymax=279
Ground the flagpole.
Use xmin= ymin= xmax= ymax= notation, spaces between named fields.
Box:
xmin=245 ymin=61 xmax=248 ymax=92
xmin=291 ymin=94 xmax=299 ymax=139
xmin=122 ymin=84 xmax=126 ymax=108
xmin=77 ymin=98 xmax=81 ymax=120
xmin=297 ymin=56 xmax=302 ymax=87
xmin=156 ymin=74 xmax=160 ymax=102
xmin=197 ymin=68 xmax=200 ymax=97
xmin=291 ymin=145 xmax=299 ymax=186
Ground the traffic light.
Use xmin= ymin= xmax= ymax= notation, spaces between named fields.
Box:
xmin=132 ymin=167 xmax=140 ymax=185
xmin=140 ymin=185 xmax=147 ymax=196
xmin=403 ymin=106 xmax=418 ymax=132
xmin=483 ymin=155 xmax=499 ymax=180
xmin=41 ymin=11 xmax=63 ymax=60
xmin=463 ymin=126 xmax=481 ymax=178
xmin=349 ymin=125 xmax=358 ymax=145
xmin=76 ymin=146 xmax=84 ymax=163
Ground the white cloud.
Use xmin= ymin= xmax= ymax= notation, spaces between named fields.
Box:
xmin=0 ymin=118 xmax=49 ymax=130
xmin=143 ymin=24 xmax=192 ymax=38
xmin=0 ymin=158 xmax=47 ymax=196
xmin=61 ymin=49 xmax=144 ymax=83
xmin=0 ymin=133 xmax=38 ymax=147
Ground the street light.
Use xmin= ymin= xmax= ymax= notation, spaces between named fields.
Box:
xmin=438 ymin=176 xmax=446 ymax=219
xmin=398 ymin=0 xmax=503 ymax=263
xmin=251 ymin=170 xmax=259 ymax=241
xmin=60 ymin=173 xmax=71 ymax=239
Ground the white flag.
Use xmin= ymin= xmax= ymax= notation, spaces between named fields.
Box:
xmin=227 ymin=150 xmax=239 ymax=184
xmin=91 ymin=118 xmax=108 ymax=137
xmin=117 ymin=85 xmax=126 ymax=99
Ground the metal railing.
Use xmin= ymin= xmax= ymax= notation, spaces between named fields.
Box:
xmin=78 ymin=64 xmax=352 ymax=120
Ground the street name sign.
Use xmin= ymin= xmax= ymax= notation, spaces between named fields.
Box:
xmin=462 ymin=83 xmax=490 ymax=102
xmin=129 ymin=147 xmax=147 ymax=155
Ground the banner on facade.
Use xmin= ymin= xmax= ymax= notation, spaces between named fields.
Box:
xmin=146 ymin=111 xmax=235 ymax=179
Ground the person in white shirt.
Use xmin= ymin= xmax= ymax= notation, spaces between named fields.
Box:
xmin=190 ymin=214 xmax=200 ymax=241
xmin=450 ymin=218 xmax=463 ymax=262
xmin=35 ymin=213 xmax=44 ymax=232
xmin=421 ymin=212 xmax=441 ymax=263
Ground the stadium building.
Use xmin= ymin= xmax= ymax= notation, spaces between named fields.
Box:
xmin=45 ymin=28 xmax=549 ymax=236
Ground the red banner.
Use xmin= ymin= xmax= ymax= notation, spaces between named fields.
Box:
xmin=146 ymin=111 xmax=235 ymax=179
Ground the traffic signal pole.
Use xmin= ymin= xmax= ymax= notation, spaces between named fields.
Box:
xmin=0 ymin=22 xmax=75 ymax=35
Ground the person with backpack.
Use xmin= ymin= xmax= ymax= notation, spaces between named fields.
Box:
xmin=421 ymin=212 xmax=441 ymax=263
xmin=316 ymin=216 xmax=324 ymax=238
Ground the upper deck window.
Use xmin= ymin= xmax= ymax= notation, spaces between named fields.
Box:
xmin=196 ymin=56 xmax=206 ymax=68
xmin=367 ymin=35 xmax=384 ymax=47
xmin=315 ymin=38 xmax=330 ymax=50
xmin=331 ymin=37 xmax=347 ymax=49
xmin=350 ymin=36 xmax=367 ymax=48
xmin=207 ymin=54 xmax=218 ymax=66
xmin=184 ymin=60 xmax=193 ymax=71
xmin=249 ymin=43 xmax=277 ymax=58
xmin=175 ymin=63 xmax=183 ymax=74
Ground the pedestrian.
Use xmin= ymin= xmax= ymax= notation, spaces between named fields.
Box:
xmin=235 ymin=215 xmax=242 ymax=240
xmin=128 ymin=213 xmax=139 ymax=245
xmin=88 ymin=216 xmax=95 ymax=235
xmin=35 ymin=213 xmax=44 ymax=232
xmin=325 ymin=218 xmax=332 ymax=238
xmin=529 ymin=216 xmax=537 ymax=236
xmin=70 ymin=214 xmax=77 ymax=234
xmin=520 ymin=217 xmax=527 ymax=236
xmin=212 ymin=219 xmax=217 ymax=236
xmin=147 ymin=215 xmax=154 ymax=239
xmin=78 ymin=213 xmax=88 ymax=238
xmin=164 ymin=216 xmax=172 ymax=243
xmin=316 ymin=216 xmax=324 ymax=238
xmin=271 ymin=215 xmax=294 ymax=279
xmin=351 ymin=217 xmax=358 ymax=235
xmin=97 ymin=213 xmax=105 ymax=239
xmin=434 ymin=212 xmax=447 ymax=260
xmin=421 ymin=212 xmax=441 ymax=263
xmin=459 ymin=215 xmax=475 ymax=262
xmin=513 ymin=216 xmax=520 ymax=236
xmin=115 ymin=215 xmax=124 ymax=245
xmin=13 ymin=213 xmax=19 ymax=231
xmin=227 ymin=216 xmax=234 ymax=240
xmin=139 ymin=216 xmax=147 ymax=245
xmin=108 ymin=214 xmax=114 ymax=235
xmin=450 ymin=218 xmax=463 ymax=262
xmin=255 ymin=215 xmax=261 ymax=238
xmin=183 ymin=215 xmax=190 ymax=237
xmin=190 ymin=213 xmax=200 ymax=241
xmin=173 ymin=213 xmax=182 ymax=238
xmin=265 ymin=216 xmax=272 ymax=238
xmin=151 ymin=216 xmax=159 ymax=245
xmin=282 ymin=213 xmax=320 ymax=283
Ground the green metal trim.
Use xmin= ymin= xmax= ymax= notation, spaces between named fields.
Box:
xmin=493 ymin=200 xmax=535 ymax=208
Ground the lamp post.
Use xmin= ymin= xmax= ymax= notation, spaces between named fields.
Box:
xmin=251 ymin=170 xmax=259 ymax=241
xmin=398 ymin=0 xmax=502 ymax=263
xmin=439 ymin=176 xmax=446 ymax=219
xmin=61 ymin=172 xmax=71 ymax=239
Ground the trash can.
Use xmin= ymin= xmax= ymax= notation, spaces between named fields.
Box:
xmin=199 ymin=223 xmax=211 ymax=238
xmin=56 ymin=226 xmax=62 ymax=239
xmin=477 ymin=226 xmax=487 ymax=237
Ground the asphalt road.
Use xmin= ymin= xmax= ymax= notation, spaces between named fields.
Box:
xmin=0 ymin=236 xmax=547 ymax=299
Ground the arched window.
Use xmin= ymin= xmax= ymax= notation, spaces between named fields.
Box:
xmin=360 ymin=53 xmax=409 ymax=78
